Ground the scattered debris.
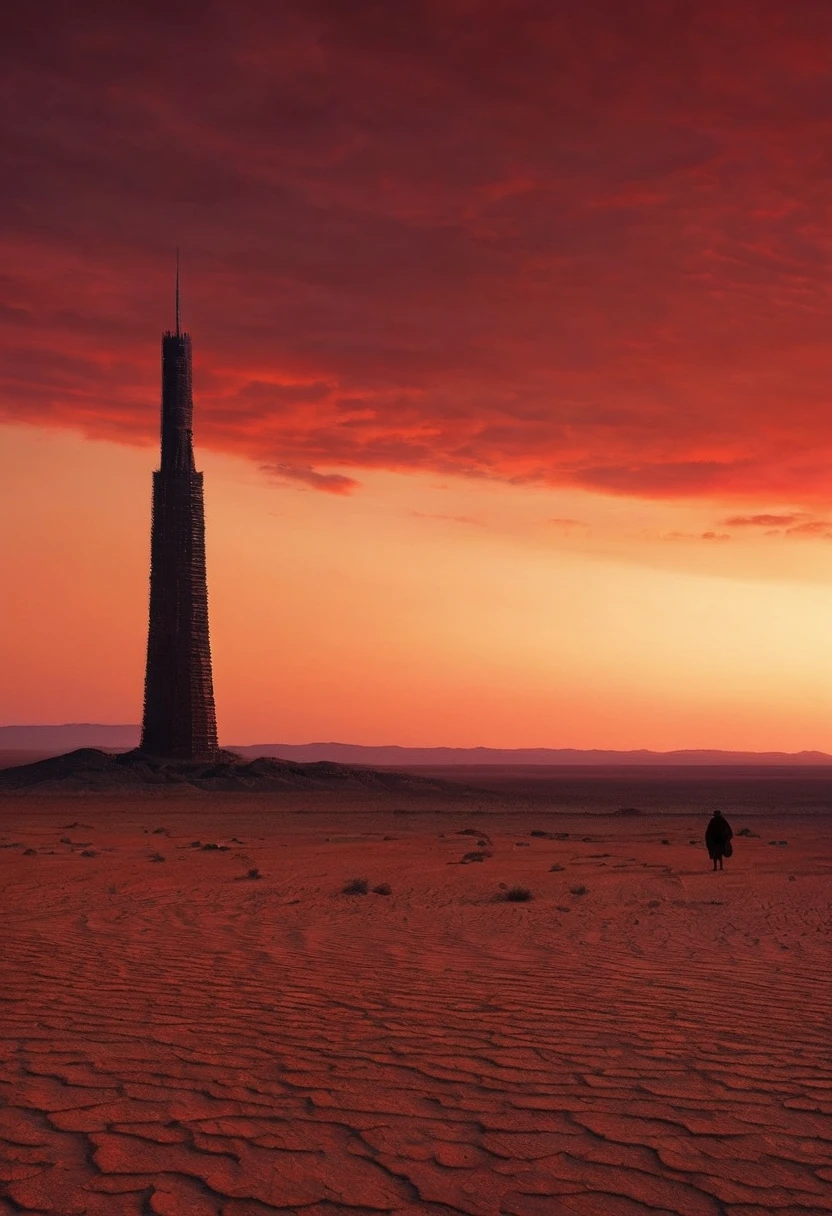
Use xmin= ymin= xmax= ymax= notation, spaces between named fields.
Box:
xmin=458 ymin=828 xmax=491 ymax=844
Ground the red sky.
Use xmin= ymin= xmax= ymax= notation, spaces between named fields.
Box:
xmin=4 ymin=1 xmax=832 ymax=748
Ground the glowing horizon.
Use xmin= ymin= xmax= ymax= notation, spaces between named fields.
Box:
xmin=4 ymin=420 xmax=832 ymax=752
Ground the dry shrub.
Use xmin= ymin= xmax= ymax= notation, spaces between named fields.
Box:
xmin=504 ymin=886 xmax=533 ymax=902
xmin=343 ymin=877 xmax=369 ymax=895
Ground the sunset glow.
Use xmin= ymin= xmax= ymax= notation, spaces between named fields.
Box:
xmin=5 ymin=1 xmax=832 ymax=748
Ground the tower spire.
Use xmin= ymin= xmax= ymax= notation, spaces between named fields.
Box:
xmin=175 ymin=247 xmax=181 ymax=337
xmin=142 ymin=267 xmax=218 ymax=760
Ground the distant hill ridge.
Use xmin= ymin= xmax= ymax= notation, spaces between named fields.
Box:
xmin=2 ymin=725 xmax=832 ymax=766
xmin=0 ymin=748 xmax=472 ymax=795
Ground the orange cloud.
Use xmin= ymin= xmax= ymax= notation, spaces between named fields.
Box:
xmin=411 ymin=512 xmax=485 ymax=526
xmin=721 ymin=514 xmax=832 ymax=538
xmin=785 ymin=520 xmax=832 ymax=538
xmin=723 ymin=515 xmax=803 ymax=528
xmin=262 ymin=464 xmax=360 ymax=495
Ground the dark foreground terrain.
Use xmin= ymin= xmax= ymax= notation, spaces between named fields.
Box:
xmin=391 ymin=764 xmax=832 ymax=816
xmin=0 ymin=789 xmax=830 ymax=1214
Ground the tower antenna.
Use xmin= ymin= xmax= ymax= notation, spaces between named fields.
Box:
xmin=175 ymin=247 xmax=181 ymax=336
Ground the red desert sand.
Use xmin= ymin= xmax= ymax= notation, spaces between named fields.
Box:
xmin=1 ymin=792 xmax=830 ymax=1215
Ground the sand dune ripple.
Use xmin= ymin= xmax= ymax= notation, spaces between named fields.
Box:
xmin=0 ymin=799 xmax=830 ymax=1215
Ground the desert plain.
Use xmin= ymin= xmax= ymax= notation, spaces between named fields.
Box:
xmin=0 ymin=769 xmax=830 ymax=1216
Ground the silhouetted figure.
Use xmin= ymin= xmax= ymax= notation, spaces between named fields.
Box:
xmin=705 ymin=810 xmax=733 ymax=871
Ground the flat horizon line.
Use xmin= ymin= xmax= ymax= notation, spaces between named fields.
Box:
xmin=2 ymin=724 xmax=832 ymax=762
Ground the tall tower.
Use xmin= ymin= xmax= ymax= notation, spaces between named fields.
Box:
xmin=140 ymin=257 xmax=219 ymax=760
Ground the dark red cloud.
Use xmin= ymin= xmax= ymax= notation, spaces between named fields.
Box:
xmin=4 ymin=1 xmax=832 ymax=500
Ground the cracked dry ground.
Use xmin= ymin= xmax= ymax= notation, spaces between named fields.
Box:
xmin=0 ymin=799 xmax=830 ymax=1216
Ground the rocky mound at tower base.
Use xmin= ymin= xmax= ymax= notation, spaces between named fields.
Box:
xmin=0 ymin=748 xmax=475 ymax=796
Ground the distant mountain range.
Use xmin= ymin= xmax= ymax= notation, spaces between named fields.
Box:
xmin=0 ymin=724 xmax=141 ymax=750
xmin=2 ymin=724 xmax=832 ymax=766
